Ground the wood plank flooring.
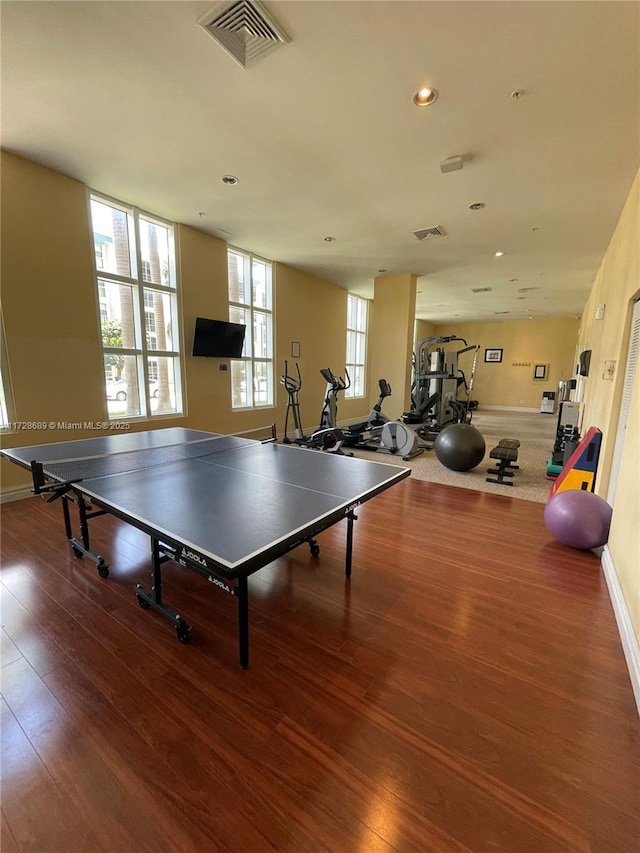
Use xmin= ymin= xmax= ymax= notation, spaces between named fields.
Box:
xmin=1 ymin=479 xmax=639 ymax=852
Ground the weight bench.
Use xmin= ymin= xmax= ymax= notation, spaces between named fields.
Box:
xmin=486 ymin=438 xmax=520 ymax=486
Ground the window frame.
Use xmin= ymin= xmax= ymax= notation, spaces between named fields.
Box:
xmin=0 ymin=307 xmax=16 ymax=431
xmin=345 ymin=293 xmax=368 ymax=399
xmin=89 ymin=191 xmax=184 ymax=421
xmin=227 ymin=247 xmax=274 ymax=410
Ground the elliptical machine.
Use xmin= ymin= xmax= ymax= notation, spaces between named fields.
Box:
xmin=280 ymin=361 xmax=306 ymax=445
xmin=280 ymin=362 xmax=350 ymax=454
xmin=315 ymin=367 xmax=351 ymax=453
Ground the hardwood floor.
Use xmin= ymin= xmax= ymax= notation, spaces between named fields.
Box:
xmin=1 ymin=480 xmax=639 ymax=852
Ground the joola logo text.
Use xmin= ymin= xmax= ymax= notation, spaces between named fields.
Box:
xmin=207 ymin=576 xmax=233 ymax=594
xmin=181 ymin=549 xmax=207 ymax=567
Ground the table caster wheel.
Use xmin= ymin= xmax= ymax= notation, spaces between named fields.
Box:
xmin=176 ymin=622 xmax=192 ymax=644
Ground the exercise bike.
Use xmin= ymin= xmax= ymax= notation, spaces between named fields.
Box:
xmin=343 ymin=379 xmax=392 ymax=447
xmin=342 ymin=378 xmax=425 ymax=460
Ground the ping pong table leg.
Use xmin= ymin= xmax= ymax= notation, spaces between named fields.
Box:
xmin=135 ymin=538 xmax=193 ymax=644
xmin=345 ymin=511 xmax=357 ymax=578
xmin=237 ymin=575 xmax=249 ymax=669
xmin=61 ymin=492 xmax=110 ymax=578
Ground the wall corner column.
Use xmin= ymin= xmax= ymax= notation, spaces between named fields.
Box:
xmin=369 ymin=273 xmax=417 ymax=418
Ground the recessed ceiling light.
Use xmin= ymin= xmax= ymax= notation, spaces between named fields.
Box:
xmin=378 ymin=269 xmax=387 ymax=273
xmin=324 ymin=236 xmax=335 ymax=242
xmin=469 ymin=202 xmax=485 ymax=211
xmin=222 ymin=175 xmax=238 ymax=185
xmin=495 ymin=251 xmax=505 ymax=257
xmin=413 ymin=87 xmax=439 ymax=107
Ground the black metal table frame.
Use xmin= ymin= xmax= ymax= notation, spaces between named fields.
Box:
xmin=32 ymin=461 xmax=361 ymax=668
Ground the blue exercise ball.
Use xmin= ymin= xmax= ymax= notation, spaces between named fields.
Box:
xmin=544 ymin=489 xmax=612 ymax=550
xmin=434 ymin=423 xmax=486 ymax=472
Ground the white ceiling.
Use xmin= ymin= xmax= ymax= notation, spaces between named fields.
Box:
xmin=2 ymin=1 xmax=639 ymax=323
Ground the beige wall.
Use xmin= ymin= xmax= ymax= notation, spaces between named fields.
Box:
xmin=414 ymin=320 xmax=436 ymax=343
xmin=577 ymin=169 xmax=640 ymax=647
xmin=429 ymin=318 xmax=580 ymax=410
xmin=0 ymin=153 xmax=371 ymax=492
xmin=369 ymin=273 xmax=417 ymax=419
xmin=1 ymin=153 xmax=111 ymax=489
xmin=273 ymin=263 xmax=366 ymax=434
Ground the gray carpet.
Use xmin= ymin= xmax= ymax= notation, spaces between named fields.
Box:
xmin=349 ymin=410 xmax=558 ymax=503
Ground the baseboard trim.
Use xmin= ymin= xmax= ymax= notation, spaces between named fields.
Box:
xmin=1 ymin=485 xmax=33 ymax=504
xmin=479 ymin=406 xmax=541 ymax=413
xmin=601 ymin=545 xmax=640 ymax=716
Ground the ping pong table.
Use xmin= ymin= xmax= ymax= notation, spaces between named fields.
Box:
xmin=2 ymin=427 xmax=410 ymax=667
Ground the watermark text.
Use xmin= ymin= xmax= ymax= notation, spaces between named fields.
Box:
xmin=5 ymin=421 xmax=132 ymax=431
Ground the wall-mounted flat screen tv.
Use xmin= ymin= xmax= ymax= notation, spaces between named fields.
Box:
xmin=192 ymin=317 xmax=246 ymax=358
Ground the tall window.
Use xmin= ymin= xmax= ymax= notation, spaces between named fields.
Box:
xmin=0 ymin=308 xmax=15 ymax=429
xmin=90 ymin=194 xmax=183 ymax=419
xmin=228 ymin=248 xmax=273 ymax=409
xmin=346 ymin=294 xmax=367 ymax=398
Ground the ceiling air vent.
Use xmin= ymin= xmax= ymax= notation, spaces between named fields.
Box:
xmin=412 ymin=225 xmax=445 ymax=241
xmin=197 ymin=1 xmax=289 ymax=69
xmin=471 ymin=287 xmax=492 ymax=293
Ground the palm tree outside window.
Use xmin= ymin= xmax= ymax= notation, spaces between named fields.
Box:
xmin=89 ymin=193 xmax=183 ymax=419
xmin=227 ymin=248 xmax=274 ymax=409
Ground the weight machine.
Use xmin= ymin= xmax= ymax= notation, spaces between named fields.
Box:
xmin=403 ymin=335 xmax=480 ymax=437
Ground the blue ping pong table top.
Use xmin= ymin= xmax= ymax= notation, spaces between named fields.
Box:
xmin=1 ymin=427 xmax=217 ymax=466
xmin=3 ymin=428 xmax=410 ymax=573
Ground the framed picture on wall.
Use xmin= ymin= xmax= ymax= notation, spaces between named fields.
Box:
xmin=484 ymin=348 xmax=503 ymax=363
xmin=534 ymin=363 xmax=548 ymax=380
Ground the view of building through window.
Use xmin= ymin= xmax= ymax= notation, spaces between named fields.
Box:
xmin=90 ymin=195 xmax=182 ymax=419
xmin=346 ymin=294 xmax=367 ymax=397
xmin=228 ymin=249 xmax=273 ymax=409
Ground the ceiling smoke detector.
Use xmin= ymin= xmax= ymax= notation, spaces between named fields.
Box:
xmin=412 ymin=225 xmax=445 ymax=241
xmin=198 ymin=1 xmax=289 ymax=68
xmin=440 ymin=156 xmax=463 ymax=174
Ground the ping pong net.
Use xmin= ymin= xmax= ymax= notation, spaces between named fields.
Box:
xmin=32 ymin=434 xmax=255 ymax=491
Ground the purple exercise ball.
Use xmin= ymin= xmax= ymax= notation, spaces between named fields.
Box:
xmin=544 ymin=489 xmax=613 ymax=550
